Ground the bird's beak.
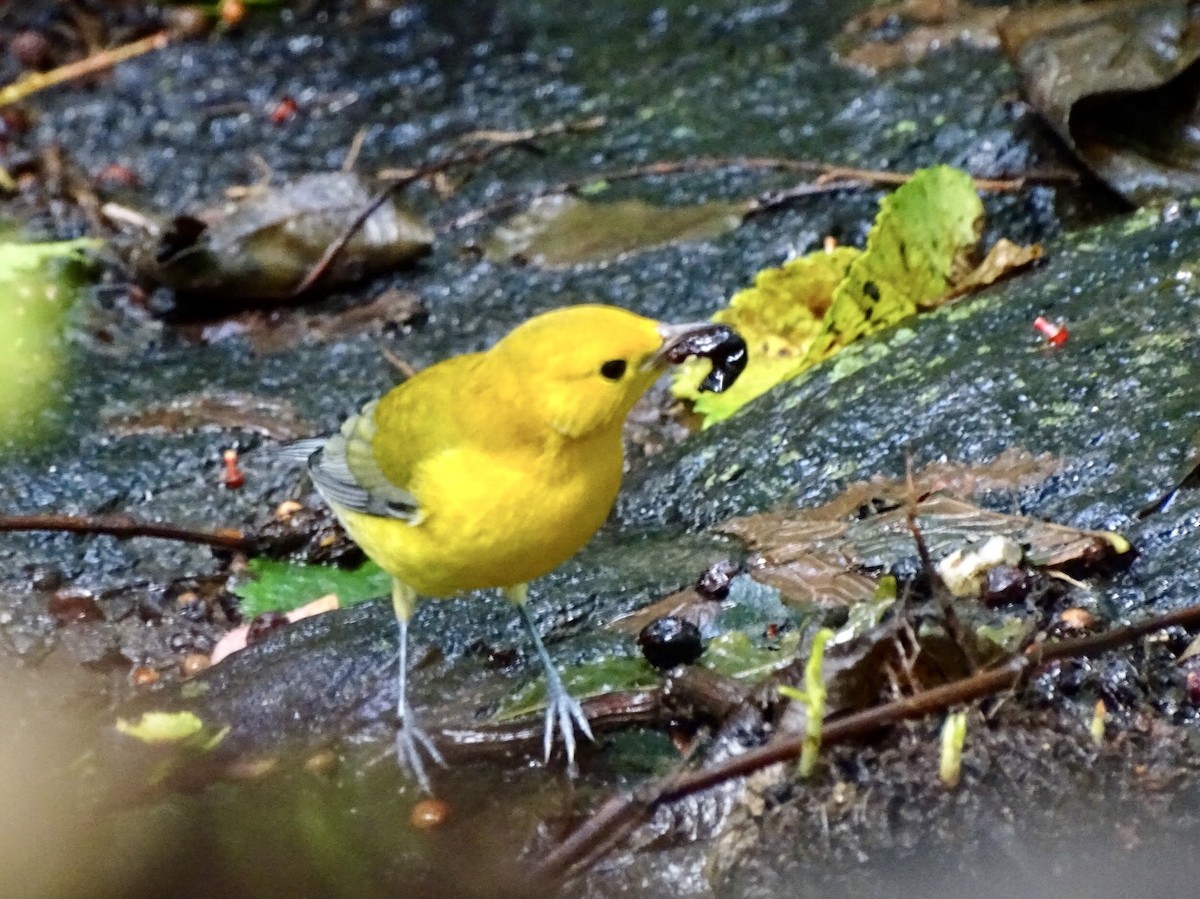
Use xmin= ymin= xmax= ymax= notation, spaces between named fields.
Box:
xmin=646 ymin=321 xmax=748 ymax=394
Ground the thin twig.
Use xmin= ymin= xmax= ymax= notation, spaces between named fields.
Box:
xmin=0 ymin=512 xmax=256 ymax=552
xmin=903 ymin=454 xmax=977 ymax=671
xmin=0 ymin=31 xmax=171 ymax=108
xmin=342 ymin=126 xmax=368 ymax=172
xmin=289 ymin=115 xmax=607 ymax=298
xmin=444 ymin=158 xmax=1080 ymax=231
xmin=531 ymin=600 xmax=1200 ymax=886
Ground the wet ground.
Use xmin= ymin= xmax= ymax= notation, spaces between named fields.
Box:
xmin=2 ymin=1 xmax=1199 ymax=897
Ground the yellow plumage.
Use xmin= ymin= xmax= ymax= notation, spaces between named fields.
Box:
xmin=292 ymin=304 xmax=744 ymax=792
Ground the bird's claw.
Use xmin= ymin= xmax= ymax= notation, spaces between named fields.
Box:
xmin=541 ymin=674 xmax=594 ymax=770
xmin=396 ymin=707 xmax=446 ymax=794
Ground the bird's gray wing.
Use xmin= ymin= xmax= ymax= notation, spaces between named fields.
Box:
xmin=282 ymin=400 xmax=420 ymax=522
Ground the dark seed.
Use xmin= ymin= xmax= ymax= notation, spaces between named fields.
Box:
xmin=47 ymin=587 xmax=104 ymax=626
xmin=10 ymin=31 xmax=52 ymax=70
xmin=663 ymin=324 xmax=748 ymax=393
xmin=980 ymin=565 xmax=1032 ymax=606
xmin=695 ymin=559 xmax=737 ymax=600
xmin=27 ymin=564 xmax=63 ymax=591
xmin=638 ymin=616 xmax=705 ymax=670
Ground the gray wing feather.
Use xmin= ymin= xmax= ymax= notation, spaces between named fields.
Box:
xmin=282 ymin=400 xmax=420 ymax=522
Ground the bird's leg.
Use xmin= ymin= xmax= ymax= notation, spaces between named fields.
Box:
xmin=509 ymin=585 xmax=594 ymax=769
xmin=392 ymin=580 xmax=444 ymax=792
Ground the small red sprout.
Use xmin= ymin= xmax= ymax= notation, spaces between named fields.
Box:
xmin=1033 ymin=315 xmax=1069 ymax=347
xmin=221 ymin=448 xmax=245 ymax=489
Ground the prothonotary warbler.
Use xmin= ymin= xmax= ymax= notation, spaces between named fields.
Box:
xmin=284 ymin=304 xmax=746 ymax=792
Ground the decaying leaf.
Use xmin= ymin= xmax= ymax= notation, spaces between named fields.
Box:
xmin=191 ymin=288 xmax=427 ymax=354
xmin=607 ymin=584 xmax=724 ymax=638
xmin=1000 ymin=0 xmax=1200 ymax=203
xmin=102 ymin=391 xmax=315 ymax=441
xmin=1138 ymin=430 xmax=1200 ymax=517
xmin=210 ymin=594 xmax=340 ymax=665
xmin=721 ymin=493 xmax=1132 ymax=609
xmin=482 ymin=193 xmax=750 ymax=267
xmin=803 ymin=448 xmax=1063 ymax=521
xmin=835 ymin=0 xmax=1010 ymax=75
xmin=673 ymin=166 xmax=1042 ymax=425
xmin=140 ymin=172 xmax=434 ymax=301
xmin=951 ymin=238 xmax=1044 ymax=294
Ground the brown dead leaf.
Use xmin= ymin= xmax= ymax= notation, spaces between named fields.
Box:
xmin=721 ymin=491 xmax=1131 ymax=608
xmin=999 ymin=1 xmax=1200 ymax=203
xmin=953 ymin=238 xmax=1044 ymax=294
xmin=837 ymin=0 xmax=1010 ymax=74
xmin=608 ymin=586 xmax=722 ymax=637
xmin=102 ymin=391 xmax=315 ymax=441
xmin=141 ymin=172 xmax=434 ymax=301
xmin=194 ymin=288 xmax=427 ymax=354
xmin=779 ymin=449 xmax=1063 ymax=523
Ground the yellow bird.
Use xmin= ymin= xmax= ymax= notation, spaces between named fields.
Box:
xmin=285 ymin=304 xmax=745 ymax=791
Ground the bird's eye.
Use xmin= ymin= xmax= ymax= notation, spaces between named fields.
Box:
xmin=599 ymin=359 xmax=627 ymax=381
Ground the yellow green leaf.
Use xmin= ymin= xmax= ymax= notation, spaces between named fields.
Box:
xmin=672 ymin=165 xmax=1003 ymax=427
xmin=116 ymin=711 xmax=229 ymax=752
xmin=671 ymin=245 xmax=859 ymax=424
xmin=805 ymin=164 xmax=982 ymax=364
xmin=116 ymin=711 xmax=205 ymax=744
xmin=0 ymin=238 xmax=100 ymax=439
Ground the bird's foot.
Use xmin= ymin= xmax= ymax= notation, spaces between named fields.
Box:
xmin=542 ymin=672 xmax=595 ymax=772
xmin=396 ymin=707 xmax=446 ymax=793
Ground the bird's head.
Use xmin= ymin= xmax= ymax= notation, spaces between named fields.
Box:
xmin=487 ymin=305 xmax=745 ymax=439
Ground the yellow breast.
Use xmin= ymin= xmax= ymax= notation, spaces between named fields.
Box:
xmin=332 ymin=427 xmax=624 ymax=597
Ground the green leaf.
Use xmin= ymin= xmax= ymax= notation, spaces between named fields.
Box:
xmin=232 ymin=558 xmax=390 ymax=618
xmin=702 ymin=629 xmax=799 ymax=679
xmin=805 ymin=164 xmax=982 ymax=364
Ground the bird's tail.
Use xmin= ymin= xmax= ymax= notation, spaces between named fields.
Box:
xmin=262 ymin=437 xmax=325 ymax=466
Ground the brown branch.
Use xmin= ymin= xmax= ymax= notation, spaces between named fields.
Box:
xmin=434 ymin=689 xmax=663 ymax=761
xmin=530 ymin=600 xmax=1200 ymax=886
xmin=0 ymin=513 xmax=256 ymax=552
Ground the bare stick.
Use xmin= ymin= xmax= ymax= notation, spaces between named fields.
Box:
xmin=0 ymin=512 xmax=256 ymax=552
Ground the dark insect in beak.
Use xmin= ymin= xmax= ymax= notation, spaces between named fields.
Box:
xmin=658 ymin=323 xmax=748 ymax=393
